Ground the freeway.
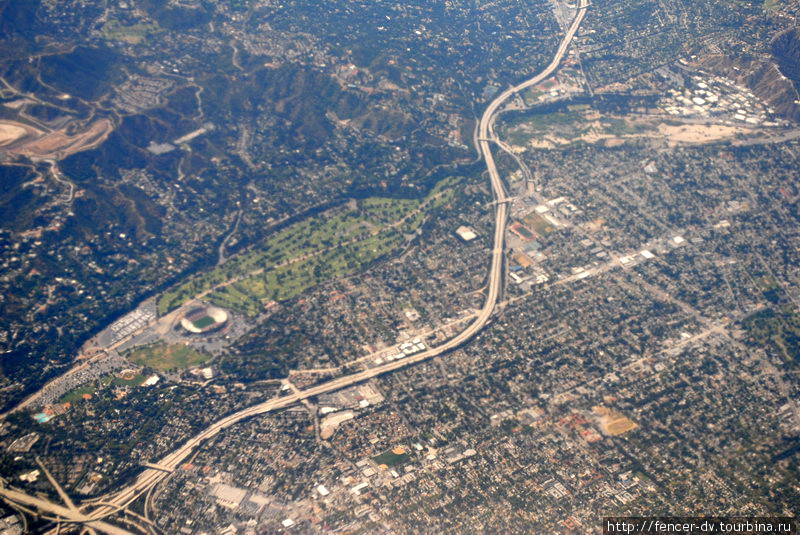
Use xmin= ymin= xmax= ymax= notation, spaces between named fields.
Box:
xmin=3 ymin=3 xmax=589 ymax=532
xmin=0 ymin=485 xmax=132 ymax=535
xmin=86 ymin=0 xmax=589 ymax=519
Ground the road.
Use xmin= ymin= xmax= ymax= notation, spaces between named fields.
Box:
xmin=46 ymin=160 xmax=75 ymax=203
xmin=217 ymin=209 xmax=242 ymax=265
xmin=2 ymin=3 xmax=589 ymax=532
xmin=86 ymin=0 xmax=589 ymax=519
xmin=0 ymin=485 xmax=132 ymax=535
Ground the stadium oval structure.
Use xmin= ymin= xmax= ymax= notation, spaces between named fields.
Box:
xmin=180 ymin=305 xmax=229 ymax=334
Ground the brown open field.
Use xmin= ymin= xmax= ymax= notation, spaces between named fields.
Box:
xmin=656 ymin=122 xmax=748 ymax=146
xmin=523 ymin=213 xmax=558 ymax=235
xmin=593 ymin=406 xmax=638 ymax=436
xmin=509 ymin=111 xmax=761 ymax=150
xmin=512 ymin=252 xmax=535 ymax=268
xmin=0 ymin=118 xmax=113 ymax=160
xmin=0 ymin=122 xmax=36 ymax=146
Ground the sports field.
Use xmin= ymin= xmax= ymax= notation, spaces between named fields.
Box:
xmin=373 ymin=446 xmax=410 ymax=468
xmin=126 ymin=343 xmax=211 ymax=371
xmin=192 ymin=316 xmax=216 ymax=329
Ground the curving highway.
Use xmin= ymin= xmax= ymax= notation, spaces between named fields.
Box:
xmin=86 ymin=0 xmax=589 ymax=518
xmin=3 ymin=3 xmax=589 ymax=533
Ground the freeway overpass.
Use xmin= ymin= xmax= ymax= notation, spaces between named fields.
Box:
xmin=0 ymin=483 xmax=134 ymax=535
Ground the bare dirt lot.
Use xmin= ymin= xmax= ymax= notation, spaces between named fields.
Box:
xmin=656 ymin=122 xmax=748 ymax=146
xmin=0 ymin=118 xmax=113 ymax=159
xmin=0 ymin=121 xmax=37 ymax=146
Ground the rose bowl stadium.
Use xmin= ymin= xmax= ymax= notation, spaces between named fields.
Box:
xmin=179 ymin=305 xmax=229 ymax=334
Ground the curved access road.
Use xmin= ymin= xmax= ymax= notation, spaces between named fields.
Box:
xmin=20 ymin=3 xmax=590 ymax=532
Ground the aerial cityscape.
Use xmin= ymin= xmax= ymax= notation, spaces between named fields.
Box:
xmin=0 ymin=0 xmax=799 ymax=533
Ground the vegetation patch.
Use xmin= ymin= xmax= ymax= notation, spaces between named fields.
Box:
xmin=125 ymin=343 xmax=211 ymax=371
xmin=601 ymin=117 xmax=655 ymax=137
xmin=101 ymin=19 xmax=160 ymax=44
xmin=60 ymin=385 xmax=96 ymax=404
xmin=508 ymin=110 xmax=580 ymax=128
xmin=503 ymin=109 xmax=591 ymax=146
xmin=754 ymin=275 xmax=782 ymax=304
xmin=59 ymin=373 xmax=148 ymax=403
xmin=103 ymin=373 xmax=148 ymax=387
xmin=158 ymin=176 xmax=462 ymax=316
xmin=743 ymin=307 xmax=800 ymax=364
xmin=373 ymin=446 xmax=410 ymax=468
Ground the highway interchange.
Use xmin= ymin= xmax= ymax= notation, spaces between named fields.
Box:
xmin=0 ymin=2 xmax=589 ymax=532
